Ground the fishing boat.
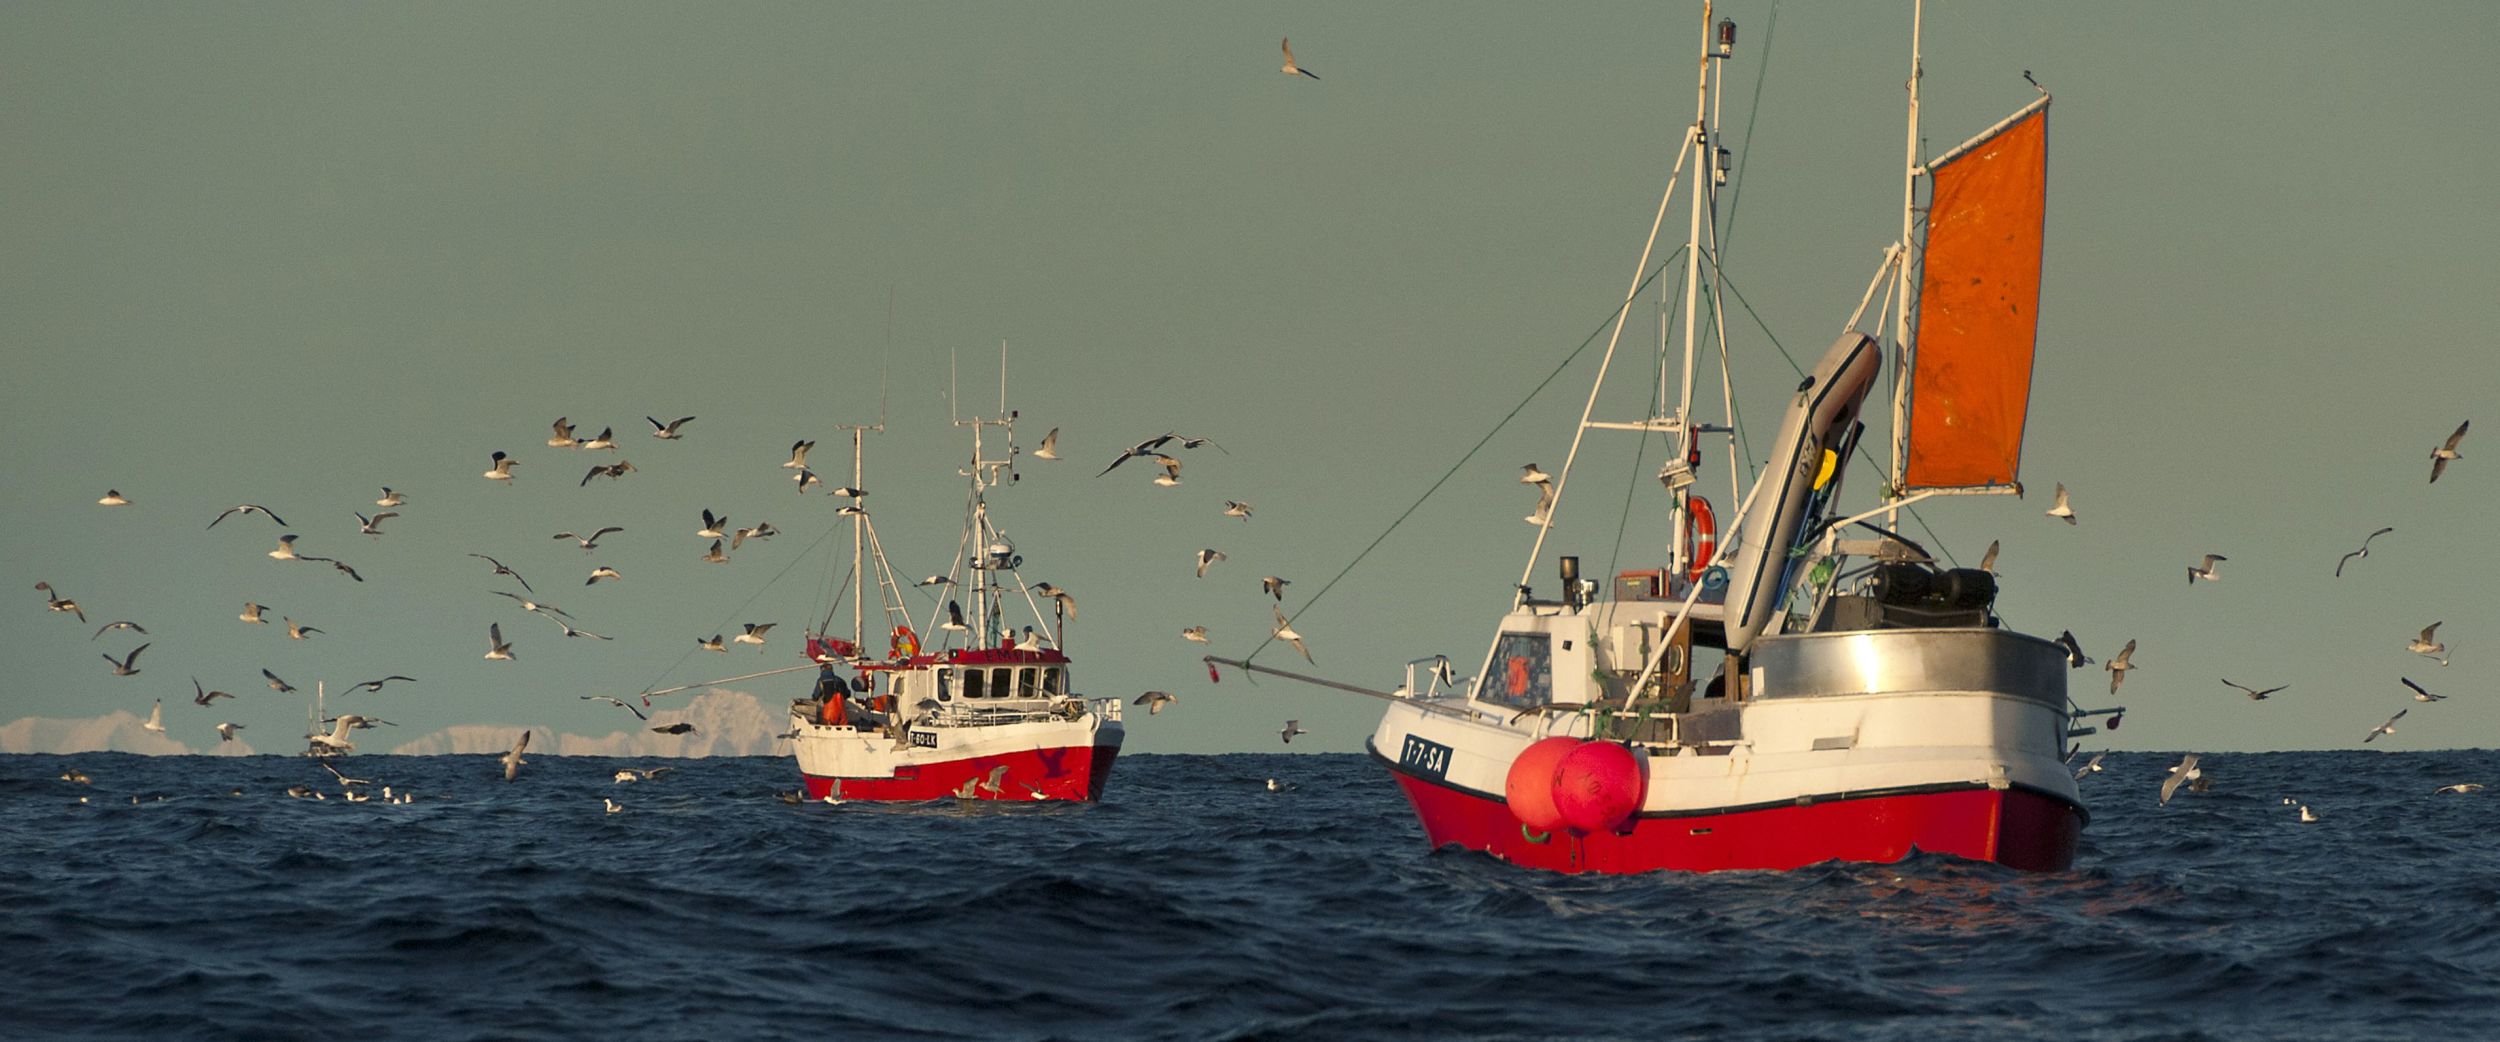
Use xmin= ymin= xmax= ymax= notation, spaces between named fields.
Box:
xmin=784 ymin=394 xmax=1125 ymax=802
xmin=1223 ymin=3 xmax=2110 ymax=873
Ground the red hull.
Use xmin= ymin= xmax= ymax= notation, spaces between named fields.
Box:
xmin=1389 ymin=766 xmax=2080 ymax=873
xmin=801 ymin=744 xmax=1120 ymax=802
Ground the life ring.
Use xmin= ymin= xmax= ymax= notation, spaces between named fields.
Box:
xmin=890 ymin=625 xmax=919 ymax=658
xmin=1684 ymin=496 xmax=1718 ymax=582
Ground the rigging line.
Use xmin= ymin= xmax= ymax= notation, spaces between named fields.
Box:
xmin=1606 ymin=284 xmax=1683 ymax=587
xmin=1717 ymin=0 xmax=1778 ymax=262
xmin=629 ymin=517 xmax=848 ymax=698
xmin=1235 ymin=251 xmax=1684 ymax=666
xmin=1712 ymin=265 xmax=1959 ymax=569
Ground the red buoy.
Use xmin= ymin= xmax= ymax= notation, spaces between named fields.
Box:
xmin=1503 ymin=736 xmax=1582 ymax=833
xmin=1553 ymin=741 xmax=1645 ymax=834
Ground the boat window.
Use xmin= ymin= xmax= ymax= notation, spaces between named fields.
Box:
xmin=1482 ymin=632 xmax=1555 ymax=710
xmin=960 ymin=668 xmax=984 ymax=700
xmin=936 ymin=669 xmax=950 ymax=700
xmin=1017 ymin=667 xmax=1039 ymax=699
xmin=1043 ymin=668 xmax=1065 ymax=697
xmin=991 ymin=667 xmax=1013 ymax=698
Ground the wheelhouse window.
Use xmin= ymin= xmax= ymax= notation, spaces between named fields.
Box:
xmin=1482 ymin=632 xmax=1555 ymax=710
xmin=1017 ymin=667 xmax=1040 ymax=699
xmin=960 ymin=668 xmax=984 ymax=700
xmin=1043 ymin=667 xmax=1066 ymax=697
xmin=990 ymin=667 xmax=1013 ymax=698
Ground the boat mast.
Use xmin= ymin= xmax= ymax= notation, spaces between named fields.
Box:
xmin=955 ymin=342 xmax=1019 ymax=650
xmin=835 ymin=421 xmax=879 ymax=649
xmin=1887 ymin=0 xmax=1925 ymax=525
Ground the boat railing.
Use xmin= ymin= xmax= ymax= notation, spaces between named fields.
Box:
xmin=910 ymin=698 xmax=1104 ymax=729
xmin=1091 ymin=696 xmax=1123 ymax=723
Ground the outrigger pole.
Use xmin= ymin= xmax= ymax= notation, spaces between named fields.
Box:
xmin=639 ymin=664 xmax=819 ymax=702
xmin=1201 ymin=656 xmax=1477 ymax=718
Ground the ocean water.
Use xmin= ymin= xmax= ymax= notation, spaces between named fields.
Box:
xmin=4 ymin=750 xmax=2496 ymax=1042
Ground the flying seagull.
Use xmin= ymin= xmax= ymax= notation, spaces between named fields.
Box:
xmin=732 ymin=622 xmax=775 ymax=647
xmin=614 ymin=767 xmax=675 ymax=782
xmin=34 ymin=582 xmax=84 ymax=622
xmin=1281 ymin=37 xmax=1320 ymax=79
xmin=555 ymin=526 xmax=624 ymax=551
xmin=467 ymin=553 xmax=535 ymax=593
xmin=299 ymin=554 xmax=364 ymax=582
xmin=1520 ymin=463 xmax=1552 ymax=486
xmin=208 ymin=503 xmax=289 ymax=529
xmin=142 ymin=699 xmax=166 ymax=733
xmin=91 ymin=620 xmax=146 ymax=640
xmin=484 ymin=622 xmax=515 ymax=661
xmin=1272 ymin=606 xmax=1313 ymax=664
xmin=2045 ymin=483 xmax=2076 ymax=525
xmin=376 ymin=487 xmax=407 ymax=507
xmin=700 ymin=539 xmax=730 ymax=564
xmin=2407 ymin=622 xmax=2449 ymax=666
xmin=2401 ymin=677 xmax=2446 ymax=703
xmin=318 ymin=761 xmax=370 ymax=788
xmin=1195 ymin=549 xmax=1227 ymax=579
xmin=98 ymin=490 xmax=130 ymax=506
xmin=579 ymin=427 xmax=617 ymax=451
xmin=1223 ymin=501 xmax=1254 ymax=521
xmin=2364 ymin=708 xmax=2407 ymax=743
xmin=502 ymin=730 xmax=530 ymax=781
xmin=548 ymin=417 xmax=580 ymax=447
xmin=1181 ymin=625 xmax=1209 ymax=643
xmin=2187 ymin=554 xmax=2228 ymax=584
xmin=284 ymin=617 xmax=322 ymax=640
xmin=585 ymin=565 xmax=622 ymax=585
xmin=2222 ymin=678 xmax=2285 ymax=701
xmin=581 ymin=695 xmax=649 ymax=721
xmin=554 ymin=619 xmax=610 ymax=640
xmin=2335 ymin=527 xmax=2394 ymax=577
xmin=354 ymin=511 xmax=398 ymax=537
xmin=490 ymin=590 xmax=572 ymax=619
xmin=2159 ymin=753 xmax=2201 ymax=806
xmin=579 ymin=460 xmax=637 ymax=486
xmin=648 ymin=415 xmax=695 ymax=439
xmin=1281 ymin=719 xmax=1310 ymax=743
xmin=1979 ymin=540 xmax=2001 ymax=575
xmin=1034 ymin=583 xmax=1077 ymax=619
xmin=2434 ymin=783 xmax=2485 ymax=795
xmin=190 ymin=677 xmax=235 ymax=706
xmin=267 ymin=534 xmax=301 ymax=561
xmin=1033 ymin=427 xmax=1061 ymax=460
xmin=1134 ymin=691 xmax=1178 ymax=715
xmin=103 ymin=643 xmax=149 ymax=676
xmin=2072 ymin=751 xmax=2108 ymax=780
xmin=2054 ymin=630 xmax=2092 ymax=668
xmin=696 ymin=634 xmax=727 ymax=653
xmin=2104 ymin=638 xmax=2137 ymax=695
xmin=240 ymin=602 xmax=269 ymax=625
xmin=651 ymin=722 xmax=697 ymax=736
xmin=2429 ymin=420 xmax=2468 ymax=483
xmin=261 ymin=668 xmax=296 ymax=694
xmin=216 ymin=722 xmax=245 ymax=743
xmin=351 ymin=675 xmax=417 ymax=694
xmin=483 ymin=451 xmax=519 ymax=482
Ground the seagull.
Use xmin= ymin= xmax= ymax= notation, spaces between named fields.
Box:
xmin=604 ymin=798 xmax=624 ymax=814
xmin=1195 ymin=549 xmax=1227 ymax=579
xmin=2364 ymin=708 xmax=2408 ymax=743
xmin=99 ymin=490 xmax=130 ymax=506
xmin=732 ymin=622 xmax=775 ymax=647
xmin=2072 ymin=751 xmax=2108 ymax=779
xmin=467 ymin=553 xmax=535 ymax=592
xmin=318 ymin=761 xmax=370 ymax=788
xmin=216 ymin=722 xmax=244 ymax=743
xmin=103 ymin=643 xmax=149 ymax=676
xmin=696 ymin=634 xmax=727 ymax=653
xmin=300 ymin=554 xmax=365 ymax=582
xmin=2104 ymin=638 xmax=2137 ymax=695
xmin=490 ymin=590 xmax=572 ymax=619
xmin=191 ymin=677 xmax=235 ymax=705
xmin=284 ymin=617 xmax=322 ymax=640
xmin=700 ymin=539 xmax=730 ymax=564
xmin=1223 ymin=501 xmax=1254 ymax=521
xmin=1033 ymin=584 xmax=1077 ymax=619
xmin=917 ymin=575 xmax=957 ymax=588
xmin=1181 ymin=625 xmax=1209 ymax=643
xmin=2335 ymin=527 xmax=2394 ymax=577
xmin=942 ymin=600 xmax=968 ymax=632
xmin=2222 ymin=678 xmax=2285 ymax=701
xmin=208 ymin=503 xmax=289 ymax=529
xmin=2053 ymin=630 xmax=2092 ymax=668
xmin=2187 ymin=554 xmax=2227 ymax=584
xmin=648 ymin=415 xmax=695 ymax=439
xmin=60 ymin=768 xmax=91 ymax=784
xmin=502 ymin=730 xmax=530 ymax=781
xmin=350 ymin=675 xmax=417 ymax=694
xmin=2429 ymin=419 xmax=2468 ymax=483
xmin=554 ymin=619 xmax=611 ymax=640
xmin=583 ymin=695 xmax=649 ymax=720
xmin=307 ymin=715 xmax=365 ymax=753
xmin=33 ymin=582 xmax=84 ymax=622
xmin=261 ymin=668 xmax=296 ymax=694
xmin=354 ymin=511 xmax=398 ymax=537
xmin=793 ymin=467 xmax=823 ymax=492
xmin=2407 ymin=622 xmax=2449 ymax=665
xmin=1520 ymin=463 xmax=1552 ymax=486
xmin=1135 ymin=691 xmax=1178 ymax=715
xmin=1281 ymin=719 xmax=1310 ymax=744
xmin=141 ymin=699 xmax=166 ymax=733
xmin=1272 ymin=606 xmax=1313 ymax=664
xmin=1261 ymin=576 xmax=1290 ymax=601
xmin=2045 ymin=483 xmax=2076 ymax=525
xmin=579 ymin=426 xmax=618 ymax=451
xmin=484 ymin=622 xmax=515 ymax=661
xmin=1095 ymin=433 xmax=1206 ymax=477
xmin=240 ymin=602 xmax=269 ymax=625
xmin=615 ymin=767 xmax=675 ymax=782
xmin=376 ymin=487 xmax=407 ymax=507
xmin=555 ymin=526 xmax=624 ymax=551
xmin=1280 ymin=37 xmax=1320 ymax=79
xmin=651 ymin=722 xmax=697 ymax=736
xmin=267 ymin=534 xmax=301 ymax=560
xmin=2401 ymin=677 xmax=2447 ymax=702
xmin=1151 ymin=458 xmax=1183 ymax=487
xmin=585 ymin=566 xmax=622 ymax=585
xmin=483 ymin=451 xmax=519 ymax=482
xmin=1979 ymin=540 xmax=2001 ymax=575
xmin=2434 ymin=783 xmax=2486 ymax=794
xmin=91 ymin=620 xmax=146 ymax=640
xmin=1525 ymin=481 xmax=1558 ymax=527
xmin=579 ymin=460 xmax=637 ymax=486
xmin=783 ymin=439 xmax=816 ymax=469
xmin=548 ymin=417 xmax=581 ymax=447
xmin=2159 ymin=753 xmax=2201 ymax=806
xmin=1033 ymin=427 xmax=1061 ymax=460
xmin=2298 ymin=804 xmax=2319 ymax=824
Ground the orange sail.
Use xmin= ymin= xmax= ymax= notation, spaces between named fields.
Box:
xmin=1902 ymin=100 xmax=2048 ymax=491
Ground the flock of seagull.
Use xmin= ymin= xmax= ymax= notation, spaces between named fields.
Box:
xmin=2049 ymin=419 xmax=2477 ymax=812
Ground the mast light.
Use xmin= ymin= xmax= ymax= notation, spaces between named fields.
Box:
xmin=1716 ymin=18 xmax=1736 ymax=58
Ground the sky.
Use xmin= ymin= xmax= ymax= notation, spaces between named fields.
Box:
xmin=4 ymin=2 xmax=2496 ymax=757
